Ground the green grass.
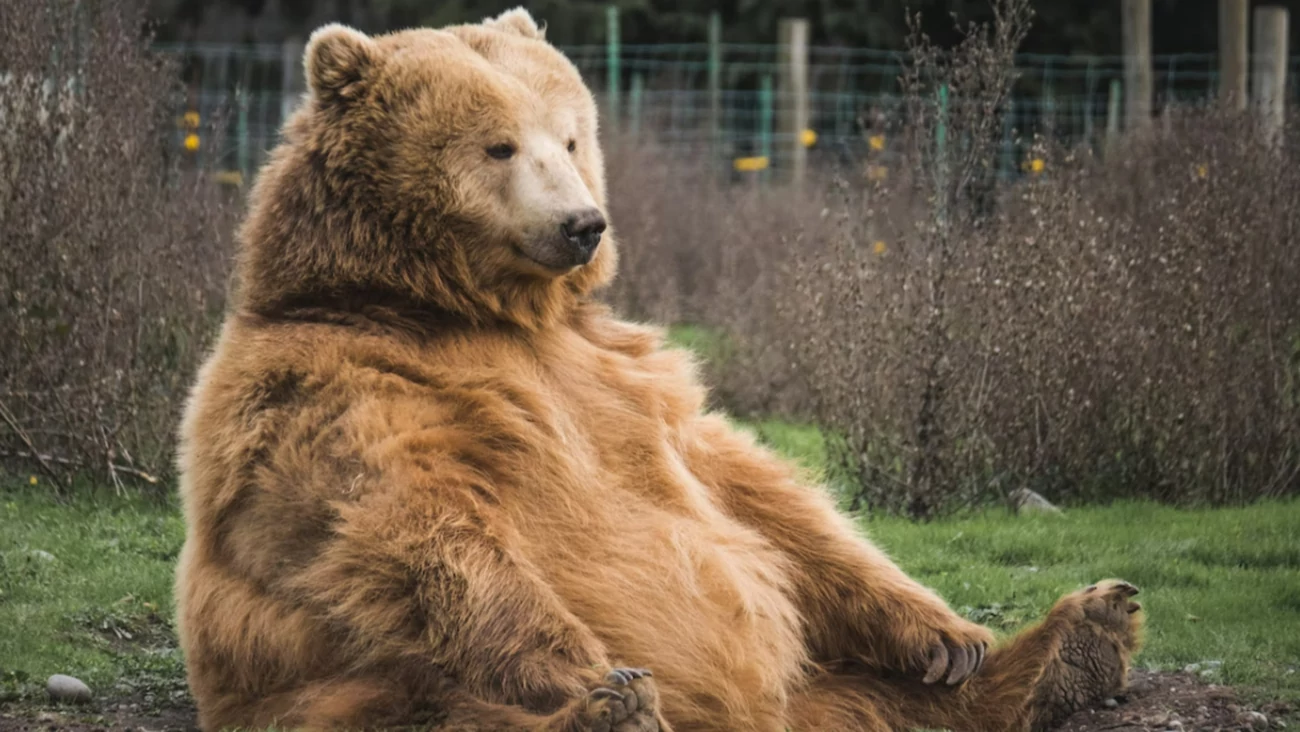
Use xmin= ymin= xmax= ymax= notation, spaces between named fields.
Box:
xmin=2 ymin=480 xmax=1297 ymax=710
xmin=0 ymin=485 xmax=187 ymax=705
xmin=750 ymin=427 xmax=1300 ymax=704
xmin=862 ymin=501 xmax=1300 ymax=703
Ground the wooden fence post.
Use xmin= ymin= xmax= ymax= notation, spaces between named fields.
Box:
xmin=1252 ymin=5 xmax=1289 ymax=148
xmin=777 ymin=18 xmax=809 ymax=187
xmin=1219 ymin=0 xmax=1249 ymax=109
xmin=1122 ymin=0 xmax=1152 ymax=132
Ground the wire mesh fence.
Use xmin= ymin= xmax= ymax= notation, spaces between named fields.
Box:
xmin=154 ymin=40 xmax=1299 ymax=183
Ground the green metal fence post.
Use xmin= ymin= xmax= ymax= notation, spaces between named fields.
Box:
xmin=759 ymin=74 xmax=774 ymax=185
xmin=606 ymin=6 xmax=620 ymax=131
xmin=1084 ymin=57 xmax=1097 ymax=144
xmin=236 ymin=86 xmax=250 ymax=185
xmin=629 ymin=73 xmax=644 ymax=136
xmin=936 ymin=83 xmax=949 ymax=225
xmin=1107 ymin=77 xmax=1128 ymax=154
xmin=1001 ymin=97 xmax=1014 ymax=178
xmin=708 ymin=12 xmax=722 ymax=161
xmin=1106 ymin=79 xmax=1123 ymax=148
xmin=1042 ymin=58 xmax=1055 ymax=134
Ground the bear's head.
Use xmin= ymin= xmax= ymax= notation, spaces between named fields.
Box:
xmin=235 ymin=8 xmax=616 ymax=331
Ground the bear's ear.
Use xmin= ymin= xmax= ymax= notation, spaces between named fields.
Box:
xmin=304 ymin=23 xmax=379 ymax=103
xmin=484 ymin=7 xmax=545 ymax=40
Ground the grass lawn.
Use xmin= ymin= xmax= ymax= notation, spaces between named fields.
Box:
xmin=2 ymin=468 xmax=1297 ymax=711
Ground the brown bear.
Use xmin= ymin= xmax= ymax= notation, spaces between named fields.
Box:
xmin=174 ymin=8 xmax=1143 ymax=731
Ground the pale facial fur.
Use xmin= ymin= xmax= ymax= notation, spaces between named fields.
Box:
xmin=486 ymin=114 xmax=604 ymax=273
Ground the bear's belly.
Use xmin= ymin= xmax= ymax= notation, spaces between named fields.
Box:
xmin=512 ymin=449 xmax=807 ymax=729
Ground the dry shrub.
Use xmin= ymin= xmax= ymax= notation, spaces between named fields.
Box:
xmin=607 ymin=1 xmax=1300 ymax=515
xmin=0 ymin=0 xmax=236 ymax=492
xmin=973 ymin=117 xmax=1300 ymax=507
xmin=604 ymin=137 xmax=831 ymax=416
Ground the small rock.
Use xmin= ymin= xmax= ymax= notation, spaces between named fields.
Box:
xmin=46 ymin=674 xmax=91 ymax=704
xmin=1103 ymin=698 xmax=1119 ymax=709
xmin=1167 ymin=721 xmax=1185 ymax=732
xmin=1238 ymin=711 xmax=1269 ymax=730
xmin=1008 ymin=487 xmax=1062 ymax=515
xmin=28 ymin=550 xmax=56 ymax=562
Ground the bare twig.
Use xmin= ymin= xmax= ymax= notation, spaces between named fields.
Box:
xmin=0 ymin=449 xmax=159 ymax=485
xmin=0 ymin=398 xmax=68 ymax=491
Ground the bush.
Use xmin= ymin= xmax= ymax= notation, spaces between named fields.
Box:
xmin=0 ymin=0 xmax=236 ymax=492
xmin=606 ymin=1 xmax=1300 ymax=516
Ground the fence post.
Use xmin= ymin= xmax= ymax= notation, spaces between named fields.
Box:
xmin=936 ymin=84 xmax=949 ymax=225
xmin=777 ymin=18 xmax=809 ymax=187
xmin=708 ymin=12 xmax=722 ymax=161
xmin=236 ymin=87 xmax=250 ymax=185
xmin=1084 ymin=57 xmax=1097 ymax=143
xmin=1001 ymin=98 xmax=1014 ymax=179
xmin=629 ymin=73 xmax=644 ymax=136
xmin=759 ymin=74 xmax=774 ymax=184
xmin=280 ymin=37 xmax=303 ymax=128
xmin=606 ymin=5 xmax=620 ymax=131
xmin=1252 ymin=5 xmax=1289 ymax=148
xmin=1041 ymin=58 xmax=1055 ymax=134
xmin=1122 ymin=0 xmax=1152 ymax=132
xmin=1219 ymin=0 xmax=1249 ymax=109
xmin=1106 ymin=79 xmax=1123 ymax=148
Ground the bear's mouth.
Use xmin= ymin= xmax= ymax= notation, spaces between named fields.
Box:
xmin=513 ymin=240 xmax=594 ymax=273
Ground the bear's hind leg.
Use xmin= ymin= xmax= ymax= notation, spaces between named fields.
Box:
xmin=788 ymin=580 xmax=1143 ymax=732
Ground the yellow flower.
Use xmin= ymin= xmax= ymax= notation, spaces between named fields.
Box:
xmin=868 ymin=134 xmax=885 ymax=151
xmin=184 ymin=134 xmax=201 ymax=152
xmin=29 ymin=475 xmax=38 ymax=485
xmin=183 ymin=110 xmax=200 ymax=129
xmin=1029 ymin=158 xmax=1045 ymax=174
xmin=1195 ymin=163 xmax=1208 ymax=179
xmin=866 ymin=164 xmax=888 ymax=181
xmin=733 ymin=156 xmax=769 ymax=172
xmin=872 ymin=240 xmax=888 ymax=255
xmin=801 ymin=129 xmax=818 ymax=147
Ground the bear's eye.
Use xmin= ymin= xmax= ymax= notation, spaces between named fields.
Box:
xmin=567 ymin=139 xmax=576 ymax=153
xmin=486 ymin=143 xmax=516 ymax=161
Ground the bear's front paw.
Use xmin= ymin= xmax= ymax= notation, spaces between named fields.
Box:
xmin=910 ymin=614 xmax=995 ymax=686
xmin=578 ymin=668 xmax=663 ymax=732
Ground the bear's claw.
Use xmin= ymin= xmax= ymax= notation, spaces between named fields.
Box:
xmin=582 ymin=667 xmax=661 ymax=732
xmin=923 ymin=639 xmax=990 ymax=685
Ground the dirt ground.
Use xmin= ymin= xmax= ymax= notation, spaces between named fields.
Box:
xmin=0 ymin=669 xmax=1291 ymax=731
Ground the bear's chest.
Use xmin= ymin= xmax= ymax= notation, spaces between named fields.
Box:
xmin=490 ymin=358 xmax=808 ymax=717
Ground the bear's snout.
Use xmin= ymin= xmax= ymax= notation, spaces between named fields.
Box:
xmin=561 ymin=209 xmax=606 ymax=263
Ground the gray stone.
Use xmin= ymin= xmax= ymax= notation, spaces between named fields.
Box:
xmin=1103 ymin=698 xmax=1119 ymax=709
xmin=46 ymin=674 xmax=91 ymax=704
xmin=1008 ymin=488 xmax=1062 ymax=515
xmin=1238 ymin=711 xmax=1269 ymax=730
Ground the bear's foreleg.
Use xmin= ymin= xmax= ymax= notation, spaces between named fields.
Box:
xmin=274 ymin=483 xmax=661 ymax=728
xmin=683 ymin=415 xmax=992 ymax=684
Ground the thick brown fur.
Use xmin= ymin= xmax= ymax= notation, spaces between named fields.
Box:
xmin=175 ymin=9 xmax=1143 ymax=731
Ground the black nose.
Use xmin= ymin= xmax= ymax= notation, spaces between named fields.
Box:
xmin=561 ymin=209 xmax=606 ymax=256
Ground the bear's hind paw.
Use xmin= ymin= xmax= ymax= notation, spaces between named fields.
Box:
xmin=577 ymin=668 xmax=662 ymax=732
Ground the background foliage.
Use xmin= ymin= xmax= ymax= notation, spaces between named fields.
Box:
xmin=2 ymin=0 xmax=1299 ymax=517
